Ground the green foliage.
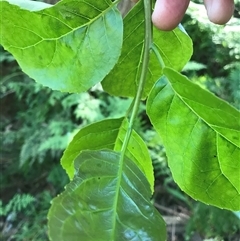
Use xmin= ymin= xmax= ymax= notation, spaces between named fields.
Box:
xmin=61 ymin=118 xmax=155 ymax=193
xmin=0 ymin=74 xmax=76 ymax=166
xmin=49 ymin=150 xmax=166 ymax=241
xmin=0 ymin=48 xmax=141 ymax=169
xmin=1 ymin=0 xmax=239 ymax=240
xmin=147 ymin=67 xmax=240 ymax=210
xmin=1 ymin=191 xmax=52 ymax=241
xmin=183 ymin=2 xmax=240 ymax=78
xmin=0 ymin=0 xmax=123 ymax=93
xmin=205 ymin=64 xmax=240 ymax=110
xmin=0 ymin=193 xmax=35 ymax=216
xmin=102 ymin=1 xmax=192 ymax=98
xmin=186 ymin=203 xmax=240 ymax=240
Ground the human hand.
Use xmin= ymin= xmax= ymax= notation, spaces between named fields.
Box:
xmin=132 ymin=0 xmax=235 ymax=30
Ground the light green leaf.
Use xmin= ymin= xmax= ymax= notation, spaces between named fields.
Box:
xmin=4 ymin=0 xmax=51 ymax=11
xmin=147 ymin=67 xmax=240 ymax=210
xmin=0 ymin=0 xmax=123 ymax=93
xmin=61 ymin=118 xmax=155 ymax=193
xmin=48 ymin=150 xmax=166 ymax=241
xmin=102 ymin=0 xmax=192 ymax=99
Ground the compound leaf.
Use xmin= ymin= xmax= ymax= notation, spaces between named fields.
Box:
xmin=48 ymin=150 xmax=166 ymax=241
xmin=0 ymin=0 xmax=123 ymax=93
xmin=147 ymin=67 xmax=240 ymax=210
xmin=102 ymin=0 xmax=192 ymax=98
xmin=61 ymin=118 xmax=154 ymax=193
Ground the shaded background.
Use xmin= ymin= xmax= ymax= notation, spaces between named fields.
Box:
xmin=1 ymin=0 xmax=240 ymax=240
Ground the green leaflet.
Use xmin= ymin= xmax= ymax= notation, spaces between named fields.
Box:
xmin=102 ymin=0 xmax=192 ymax=99
xmin=61 ymin=118 xmax=155 ymax=193
xmin=0 ymin=0 xmax=123 ymax=93
xmin=147 ymin=67 xmax=240 ymax=211
xmin=48 ymin=150 xmax=166 ymax=241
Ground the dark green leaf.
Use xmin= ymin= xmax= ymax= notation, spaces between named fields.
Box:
xmin=61 ymin=118 xmax=155 ymax=193
xmin=48 ymin=150 xmax=166 ymax=241
xmin=0 ymin=0 xmax=123 ymax=93
xmin=147 ymin=67 xmax=240 ymax=210
xmin=102 ymin=1 xmax=192 ymax=98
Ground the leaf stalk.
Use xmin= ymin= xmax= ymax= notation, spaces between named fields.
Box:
xmin=151 ymin=43 xmax=165 ymax=68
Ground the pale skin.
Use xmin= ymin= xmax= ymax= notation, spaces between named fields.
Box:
xmin=132 ymin=0 xmax=235 ymax=30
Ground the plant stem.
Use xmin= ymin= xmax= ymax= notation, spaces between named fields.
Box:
xmin=125 ymin=97 xmax=135 ymax=118
xmin=121 ymin=0 xmax=152 ymax=154
xmin=151 ymin=43 xmax=165 ymax=68
xmin=110 ymin=2 xmax=152 ymax=235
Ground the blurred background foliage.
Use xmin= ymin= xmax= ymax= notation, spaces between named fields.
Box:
xmin=0 ymin=0 xmax=240 ymax=240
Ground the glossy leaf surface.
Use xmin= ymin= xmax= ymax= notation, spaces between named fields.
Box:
xmin=48 ymin=150 xmax=166 ymax=241
xmin=0 ymin=0 xmax=123 ymax=93
xmin=61 ymin=118 xmax=154 ymax=192
xmin=147 ymin=67 xmax=240 ymax=210
xmin=102 ymin=1 xmax=192 ymax=98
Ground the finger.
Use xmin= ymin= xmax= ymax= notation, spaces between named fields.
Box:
xmin=152 ymin=0 xmax=190 ymax=31
xmin=204 ymin=0 xmax=234 ymax=24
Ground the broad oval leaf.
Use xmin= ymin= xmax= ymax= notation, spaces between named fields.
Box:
xmin=61 ymin=118 xmax=155 ymax=193
xmin=48 ymin=150 xmax=166 ymax=241
xmin=102 ymin=0 xmax=192 ymax=98
xmin=147 ymin=67 xmax=240 ymax=210
xmin=0 ymin=0 xmax=123 ymax=93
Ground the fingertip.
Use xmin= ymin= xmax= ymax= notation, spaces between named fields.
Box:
xmin=152 ymin=10 xmax=179 ymax=31
xmin=152 ymin=0 xmax=190 ymax=31
xmin=204 ymin=0 xmax=234 ymax=25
